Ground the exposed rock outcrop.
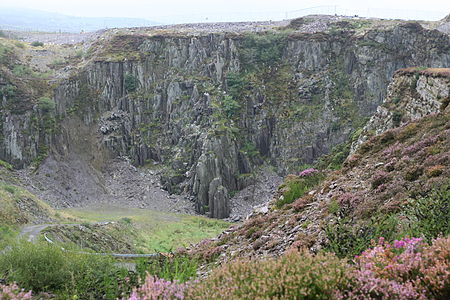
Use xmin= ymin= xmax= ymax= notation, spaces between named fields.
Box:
xmin=352 ymin=68 xmax=450 ymax=152
xmin=1 ymin=18 xmax=450 ymax=218
xmin=189 ymin=69 xmax=450 ymax=261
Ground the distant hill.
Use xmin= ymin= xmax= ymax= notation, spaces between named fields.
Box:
xmin=0 ymin=7 xmax=159 ymax=33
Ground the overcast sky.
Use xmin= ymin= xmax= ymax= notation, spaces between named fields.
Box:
xmin=0 ymin=0 xmax=449 ymax=23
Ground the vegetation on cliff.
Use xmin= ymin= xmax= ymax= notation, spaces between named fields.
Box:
xmin=1 ymin=15 xmax=449 ymax=299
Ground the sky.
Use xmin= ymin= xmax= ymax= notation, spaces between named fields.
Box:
xmin=0 ymin=0 xmax=449 ymax=23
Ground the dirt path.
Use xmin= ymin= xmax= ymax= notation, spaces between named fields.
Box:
xmin=18 ymin=222 xmax=112 ymax=242
xmin=18 ymin=224 xmax=56 ymax=242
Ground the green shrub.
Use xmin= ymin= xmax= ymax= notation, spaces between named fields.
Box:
xmin=276 ymin=172 xmax=324 ymax=208
xmin=0 ymin=43 xmax=13 ymax=65
xmin=0 ymin=241 xmax=136 ymax=299
xmin=3 ymin=185 xmax=17 ymax=194
xmin=226 ymin=72 xmax=249 ymax=99
xmin=0 ymin=84 xmax=17 ymax=98
xmin=392 ymin=111 xmax=403 ymax=127
xmin=325 ymin=185 xmax=450 ymax=258
xmin=186 ymin=249 xmax=349 ymax=299
xmin=136 ymin=255 xmax=197 ymax=283
xmin=124 ymin=73 xmax=138 ymax=93
xmin=37 ymin=97 xmax=55 ymax=113
xmin=30 ymin=41 xmax=44 ymax=47
xmin=0 ymin=160 xmax=13 ymax=170
xmin=403 ymin=185 xmax=450 ymax=242
xmin=404 ymin=166 xmax=423 ymax=181
xmin=239 ymin=33 xmax=287 ymax=70
xmin=325 ymin=214 xmax=400 ymax=259
xmin=12 ymin=65 xmax=34 ymax=77
xmin=14 ymin=41 xmax=25 ymax=49
xmin=219 ymin=95 xmax=240 ymax=119
xmin=0 ymin=225 xmax=17 ymax=250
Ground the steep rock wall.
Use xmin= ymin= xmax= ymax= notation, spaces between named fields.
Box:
xmin=1 ymin=23 xmax=449 ymax=218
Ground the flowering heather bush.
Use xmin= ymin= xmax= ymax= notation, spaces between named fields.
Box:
xmin=0 ymin=283 xmax=32 ymax=300
xmin=292 ymin=194 xmax=313 ymax=211
xmin=382 ymin=142 xmax=402 ymax=158
xmin=185 ymin=250 xmax=349 ymax=300
xmin=343 ymin=154 xmax=361 ymax=168
xmin=337 ymin=192 xmax=362 ymax=212
xmin=424 ymin=153 xmax=449 ymax=167
xmin=402 ymin=136 xmax=438 ymax=156
xmin=371 ymin=170 xmax=390 ymax=189
xmin=298 ymin=168 xmax=319 ymax=177
xmin=125 ymin=273 xmax=187 ymax=300
xmin=340 ymin=236 xmax=450 ymax=299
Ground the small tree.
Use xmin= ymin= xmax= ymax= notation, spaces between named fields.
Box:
xmin=31 ymin=41 xmax=44 ymax=47
xmin=124 ymin=73 xmax=138 ymax=93
xmin=37 ymin=97 xmax=55 ymax=113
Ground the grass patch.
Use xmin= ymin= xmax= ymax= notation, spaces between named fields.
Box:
xmin=61 ymin=206 xmax=230 ymax=253
xmin=0 ymin=182 xmax=65 ymax=226
xmin=0 ymin=224 xmax=18 ymax=249
xmin=0 ymin=241 xmax=136 ymax=299
xmin=136 ymin=255 xmax=197 ymax=283
xmin=276 ymin=172 xmax=325 ymax=208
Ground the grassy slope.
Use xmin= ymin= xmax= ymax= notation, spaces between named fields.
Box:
xmin=0 ymin=161 xmax=73 ymax=247
xmin=60 ymin=206 xmax=230 ymax=253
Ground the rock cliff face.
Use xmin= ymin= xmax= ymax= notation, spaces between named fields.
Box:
xmin=1 ymin=20 xmax=450 ymax=218
xmin=189 ymin=69 xmax=450 ymax=261
xmin=352 ymin=68 xmax=450 ymax=152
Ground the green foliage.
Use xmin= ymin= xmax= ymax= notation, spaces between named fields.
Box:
xmin=226 ymin=72 xmax=249 ymax=99
xmin=328 ymin=199 xmax=339 ymax=214
xmin=403 ymin=185 xmax=450 ymax=242
xmin=392 ymin=111 xmax=403 ymax=127
xmin=0 ymin=84 xmax=16 ymax=98
xmin=0 ymin=160 xmax=13 ymax=170
xmin=325 ymin=185 xmax=450 ymax=258
xmin=316 ymin=142 xmax=351 ymax=170
xmin=121 ymin=217 xmax=132 ymax=224
xmin=136 ymin=255 xmax=198 ymax=283
xmin=74 ymin=49 xmax=84 ymax=58
xmin=0 ymin=42 xmax=13 ymax=64
xmin=30 ymin=41 xmax=44 ymax=47
xmin=219 ymin=95 xmax=240 ymax=119
xmin=186 ymin=249 xmax=349 ymax=299
xmin=32 ymin=145 xmax=49 ymax=168
xmin=276 ymin=172 xmax=324 ymax=208
xmin=211 ymin=94 xmax=241 ymax=136
xmin=240 ymin=141 xmax=260 ymax=158
xmin=0 ymin=225 xmax=17 ymax=250
xmin=14 ymin=41 xmax=25 ymax=49
xmin=239 ymin=33 xmax=288 ymax=70
xmin=12 ymin=65 xmax=34 ymax=77
xmin=37 ymin=97 xmax=55 ymax=113
xmin=324 ymin=213 xmax=400 ymax=259
xmin=124 ymin=73 xmax=138 ymax=93
xmin=0 ymin=30 xmax=6 ymax=38
xmin=0 ymin=241 xmax=135 ymax=299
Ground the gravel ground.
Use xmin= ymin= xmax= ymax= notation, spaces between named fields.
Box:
xmin=228 ymin=165 xmax=282 ymax=221
xmin=17 ymin=155 xmax=196 ymax=215
xmin=4 ymin=14 xmax=448 ymax=47
xmin=3 ymin=30 xmax=105 ymax=45
xmin=18 ymin=156 xmax=282 ymax=220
